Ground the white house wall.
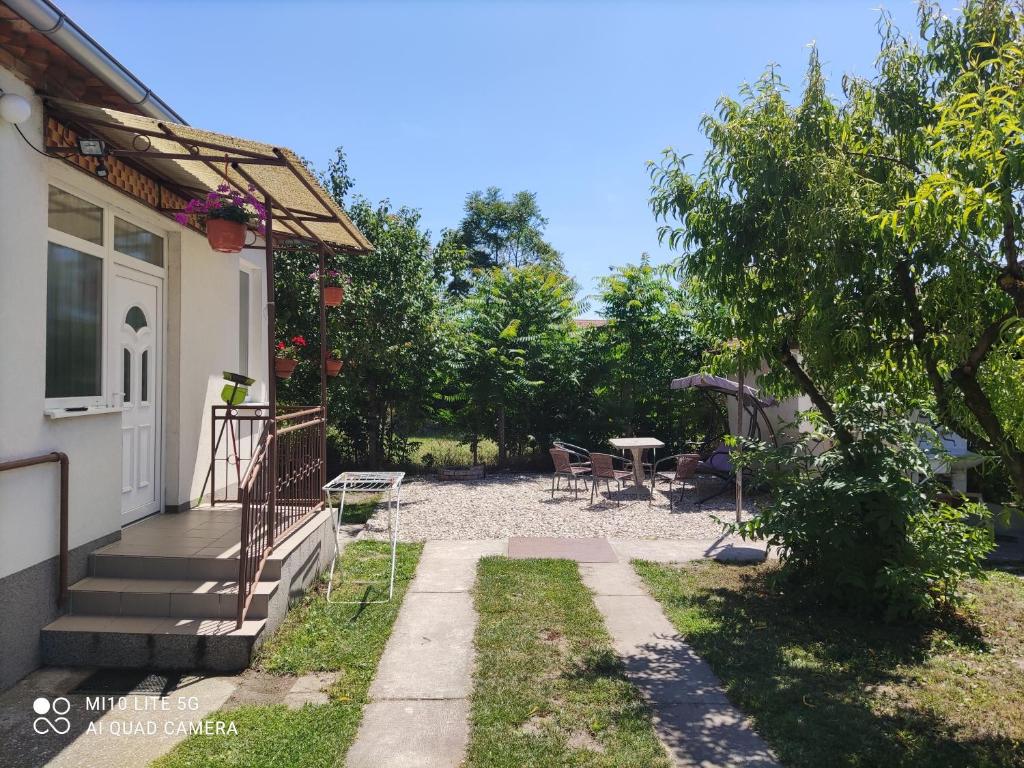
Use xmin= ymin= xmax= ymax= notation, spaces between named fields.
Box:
xmin=0 ymin=64 xmax=267 ymax=687
xmin=0 ymin=69 xmax=123 ymax=579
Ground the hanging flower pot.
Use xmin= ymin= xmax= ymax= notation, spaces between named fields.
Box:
xmin=274 ymin=336 xmax=307 ymax=379
xmin=324 ymin=285 xmax=344 ymax=307
xmin=326 ymin=357 xmax=343 ymax=377
xmin=206 ymin=218 xmax=246 ymax=253
xmin=174 ymin=184 xmax=267 ymax=255
xmin=275 ymin=357 xmax=298 ymax=379
xmin=310 ymin=269 xmax=347 ymax=307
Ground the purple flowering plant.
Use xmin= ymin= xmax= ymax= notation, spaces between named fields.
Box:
xmin=308 ymin=268 xmax=346 ymax=287
xmin=174 ymin=184 xmax=267 ymax=231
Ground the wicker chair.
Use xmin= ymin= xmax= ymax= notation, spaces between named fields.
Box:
xmin=589 ymin=452 xmax=634 ymax=506
xmin=651 ymin=453 xmax=701 ymax=509
xmin=553 ymin=440 xmax=591 ymax=469
xmin=550 ymin=447 xmax=591 ymax=499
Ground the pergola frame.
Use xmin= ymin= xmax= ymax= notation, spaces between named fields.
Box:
xmin=42 ymin=100 xmax=363 ymax=560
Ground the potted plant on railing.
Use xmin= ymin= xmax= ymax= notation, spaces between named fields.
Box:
xmin=326 ymin=349 xmax=343 ymax=377
xmin=174 ymin=184 xmax=267 ymax=254
xmin=274 ymin=335 xmax=307 ymax=379
xmin=310 ymin=269 xmax=346 ymax=307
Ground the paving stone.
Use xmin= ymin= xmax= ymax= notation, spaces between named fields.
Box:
xmin=507 ymin=536 xmax=618 ymax=562
xmin=653 ymin=702 xmax=780 ymax=767
xmin=369 ymin=592 xmax=476 ymax=700
xmin=578 ymin=561 xmax=649 ymax=596
xmin=345 ymin=699 xmax=470 ymax=768
xmin=411 ymin=540 xmax=507 ymax=593
xmin=582 ymin=563 xmax=779 ymax=767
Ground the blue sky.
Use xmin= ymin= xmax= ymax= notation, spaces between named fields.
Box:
xmin=65 ymin=0 xmax=926 ymax=313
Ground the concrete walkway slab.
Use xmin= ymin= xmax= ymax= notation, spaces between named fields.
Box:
xmin=411 ymin=539 xmax=507 ymax=593
xmin=369 ymin=592 xmax=476 ymax=700
xmin=508 ymin=536 xmax=617 ymax=562
xmin=610 ymin=536 xmax=769 ymax=563
xmin=581 ymin=561 xmax=779 ymax=767
xmin=345 ymin=699 xmax=470 ymax=768
xmin=347 ymin=539 xmax=506 ymax=768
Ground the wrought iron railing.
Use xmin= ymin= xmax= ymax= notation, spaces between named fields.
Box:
xmin=236 ymin=406 xmax=326 ymax=626
xmin=210 ymin=404 xmax=272 ymax=504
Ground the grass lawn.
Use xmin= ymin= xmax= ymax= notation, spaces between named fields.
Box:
xmin=635 ymin=560 xmax=1024 ymax=768
xmin=153 ymin=541 xmax=422 ymax=768
xmin=326 ymin=493 xmax=381 ymax=525
xmin=467 ymin=557 xmax=670 ymax=768
xmin=407 ymin=434 xmax=497 ymax=470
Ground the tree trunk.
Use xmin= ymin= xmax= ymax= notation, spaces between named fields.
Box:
xmin=776 ymin=342 xmax=853 ymax=444
xmin=951 ymin=365 xmax=1024 ymax=501
xmin=497 ymin=405 xmax=507 ymax=467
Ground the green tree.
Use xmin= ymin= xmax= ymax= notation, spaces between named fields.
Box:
xmin=650 ymin=2 xmax=1024 ymax=502
xmin=582 ymin=257 xmax=710 ymax=449
xmin=447 ymin=188 xmax=562 ymax=292
xmin=276 ymin=148 xmax=455 ymax=467
xmin=444 ymin=265 xmax=579 ymax=466
xmin=647 ymin=2 xmax=1006 ymax=615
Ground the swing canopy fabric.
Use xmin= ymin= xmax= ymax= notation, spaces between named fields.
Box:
xmin=669 ymin=373 xmax=776 ymax=407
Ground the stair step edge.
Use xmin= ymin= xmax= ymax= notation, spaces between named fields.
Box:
xmin=42 ymin=615 xmax=266 ymax=637
xmin=69 ymin=577 xmax=277 ymax=596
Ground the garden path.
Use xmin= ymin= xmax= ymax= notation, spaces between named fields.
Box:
xmin=345 ymin=539 xmax=506 ymax=768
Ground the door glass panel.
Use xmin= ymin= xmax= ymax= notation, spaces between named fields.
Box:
xmin=48 ymin=186 xmax=103 ymax=244
xmin=123 ymin=348 xmax=131 ymax=403
xmin=141 ymin=350 xmax=149 ymax=402
xmin=125 ymin=305 xmax=147 ymax=331
xmin=46 ymin=243 xmax=102 ymax=398
xmin=115 ymin=217 xmax=164 ymax=266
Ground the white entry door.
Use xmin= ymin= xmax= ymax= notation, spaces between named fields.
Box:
xmin=111 ymin=266 xmax=162 ymax=523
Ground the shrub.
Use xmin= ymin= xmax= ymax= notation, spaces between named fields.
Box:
xmin=733 ymin=395 xmax=994 ymax=620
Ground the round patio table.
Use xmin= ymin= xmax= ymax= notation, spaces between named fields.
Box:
xmin=609 ymin=437 xmax=664 ymax=489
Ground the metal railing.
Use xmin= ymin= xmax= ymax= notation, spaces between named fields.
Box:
xmin=236 ymin=406 xmax=325 ymax=626
xmin=210 ymin=404 xmax=272 ymax=504
xmin=0 ymin=451 xmax=69 ymax=605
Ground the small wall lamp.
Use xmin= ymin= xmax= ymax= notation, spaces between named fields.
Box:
xmin=0 ymin=92 xmax=32 ymax=125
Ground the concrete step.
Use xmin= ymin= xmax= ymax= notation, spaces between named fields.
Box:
xmin=89 ymin=552 xmax=282 ymax=581
xmin=68 ymin=577 xmax=277 ymax=620
xmin=40 ymin=615 xmax=266 ymax=672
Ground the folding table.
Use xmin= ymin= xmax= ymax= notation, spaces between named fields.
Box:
xmin=323 ymin=471 xmax=404 ymax=604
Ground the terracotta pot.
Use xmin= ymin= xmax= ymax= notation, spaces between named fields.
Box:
xmin=323 ymin=285 xmax=344 ymax=307
xmin=206 ymin=218 xmax=247 ymax=253
xmin=326 ymin=358 xmax=343 ymax=377
xmin=274 ymin=356 xmax=298 ymax=379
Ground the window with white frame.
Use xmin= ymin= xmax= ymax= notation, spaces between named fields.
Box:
xmin=45 ymin=184 xmax=165 ymax=408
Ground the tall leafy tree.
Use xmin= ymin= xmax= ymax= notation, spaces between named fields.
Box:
xmin=444 ymin=265 xmax=579 ymax=465
xmin=276 ymin=148 xmax=455 ymax=467
xmin=582 ymin=257 xmax=711 ymax=450
xmin=447 ymin=188 xmax=563 ymax=291
xmin=649 ymin=1 xmax=1024 ymax=502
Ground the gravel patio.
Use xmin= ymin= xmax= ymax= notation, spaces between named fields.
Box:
xmin=361 ymin=472 xmax=757 ymax=541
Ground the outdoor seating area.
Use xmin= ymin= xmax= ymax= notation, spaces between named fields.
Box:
xmin=552 ymin=437 xmax=735 ymax=509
